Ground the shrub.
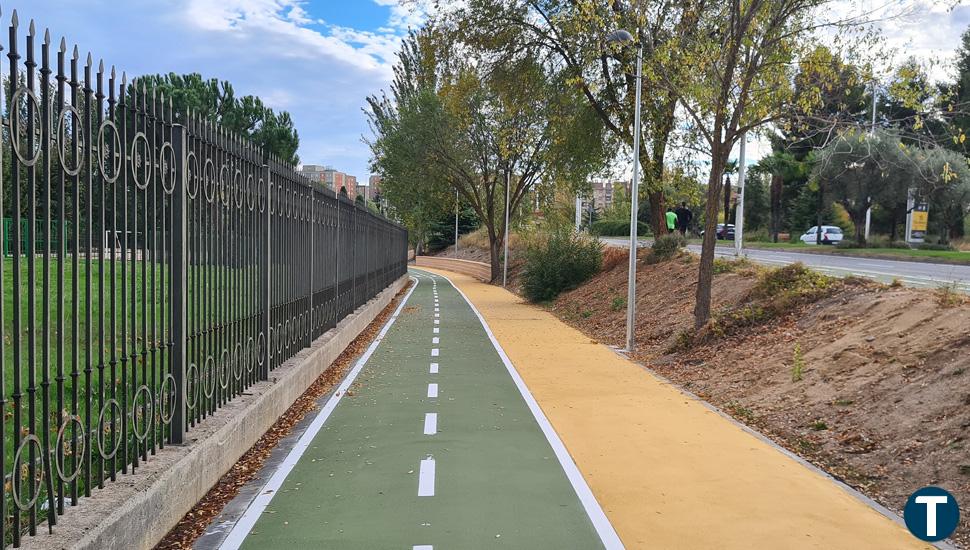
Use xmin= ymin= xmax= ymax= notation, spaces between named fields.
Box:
xmin=589 ymin=219 xmax=650 ymax=237
xmin=522 ymin=230 xmax=603 ymax=302
xmin=888 ymin=240 xmax=912 ymax=249
xmin=835 ymin=239 xmax=861 ymax=249
xmin=650 ymin=233 xmax=687 ymax=262
xmin=713 ymin=257 xmax=755 ymax=275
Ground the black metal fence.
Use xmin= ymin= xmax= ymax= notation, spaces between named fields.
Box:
xmin=0 ymin=9 xmax=408 ymax=547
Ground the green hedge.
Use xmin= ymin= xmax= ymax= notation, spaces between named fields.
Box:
xmin=589 ymin=219 xmax=650 ymax=237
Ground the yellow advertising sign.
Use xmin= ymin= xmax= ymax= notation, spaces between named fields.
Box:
xmin=911 ymin=211 xmax=928 ymax=232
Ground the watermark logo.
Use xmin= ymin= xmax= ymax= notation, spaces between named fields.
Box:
xmin=903 ymin=486 xmax=960 ymax=542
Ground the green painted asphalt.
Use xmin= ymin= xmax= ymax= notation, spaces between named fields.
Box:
xmin=231 ymin=271 xmax=604 ymax=549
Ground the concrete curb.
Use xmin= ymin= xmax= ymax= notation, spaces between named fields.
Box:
xmin=23 ymin=276 xmax=409 ymax=550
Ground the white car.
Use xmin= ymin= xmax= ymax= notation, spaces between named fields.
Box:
xmin=799 ymin=225 xmax=844 ymax=245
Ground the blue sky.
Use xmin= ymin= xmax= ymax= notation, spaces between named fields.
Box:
xmin=6 ymin=0 xmax=426 ymax=182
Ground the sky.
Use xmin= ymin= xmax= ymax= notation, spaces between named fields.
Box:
xmin=3 ymin=1 xmax=969 ymax=181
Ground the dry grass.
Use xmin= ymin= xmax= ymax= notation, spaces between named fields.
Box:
xmin=457 ymin=227 xmax=527 ymax=254
xmin=601 ymin=247 xmax=627 ymax=272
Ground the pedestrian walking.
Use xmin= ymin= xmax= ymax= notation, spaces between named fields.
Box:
xmin=675 ymin=202 xmax=693 ymax=236
xmin=665 ymin=207 xmax=678 ymax=234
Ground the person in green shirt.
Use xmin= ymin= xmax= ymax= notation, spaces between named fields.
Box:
xmin=665 ymin=208 xmax=678 ymax=234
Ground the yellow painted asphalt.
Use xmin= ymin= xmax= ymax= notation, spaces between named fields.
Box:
xmin=422 ymin=268 xmax=931 ymax=550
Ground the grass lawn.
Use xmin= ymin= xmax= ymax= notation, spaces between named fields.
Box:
xmin=740 ymin=242 xmax=970 ymax=265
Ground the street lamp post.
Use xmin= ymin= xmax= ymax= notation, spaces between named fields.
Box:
xmin=607 ymin=28 xmax=643 ymax=353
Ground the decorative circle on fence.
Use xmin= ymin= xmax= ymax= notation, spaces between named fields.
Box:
xmin=54 ymin=415 xmax=85 ymax=483
xmin=56 ymin=105 xmax=84 ymax=176
xmin=285 ymin=318 xmax=293 ymax=346
xmin=202 ymin=356 xmax=216 ymax=399
xmin=219 ymin=164 xmax=231 ymax=207
xmin=158 ymin=142 xmax=177 ymax=194
xmin=258 ymin=178 xmax=267 ymax=213
xmin=234 ymin=169 xmax=243 ymax=209
xmin=186 ymin=362 xmax=200 ymax=410
xmin=95 ymin=399 xmax=124 ymax=460
xmin=232 ymin=342 xmax=243 ymax=381
xmin=130 ymin=132 xmax=153 ymax=190
xmin=246 ymin=336 xmax=256 ymax=373
xmin=246 ymin=175 xmax=255 ymax=211
xmin=10 ymin=88 xmax=43 ymax=166
xmin=203 ymin=158 xmax=216 ymax=203
xmin=97 ymin=120 xmax=123 ymax=183
xmin=268 ymin=181 xmax=275 ymax=216
xmin=186 ymin=151 xmax=201 ymax=199
xmin=12 ymin=435 xmax=44 ymax=511
xmin=131 ymin=386 xmax=155 ymax=443
xmin=158 ymin=373 xmax=177 ymax=425
xmin=267 ymin=327 xmax=275 ymax=360
xmin=256 ymin=332 xmax=266 ymax=366
xmin=276 ymin=322 xmax=284 ymax=354
xmin=218 ymin=348 xmax=231 ymax=390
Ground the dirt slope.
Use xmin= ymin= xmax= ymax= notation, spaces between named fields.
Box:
xmin=551 ymin=251 xmax=970 ymax=547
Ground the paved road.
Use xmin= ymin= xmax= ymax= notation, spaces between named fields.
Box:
xmin=601 ymin=237 xmax=970 ymax=293
xmin=219 ymin=271 xmax=618 ymax=550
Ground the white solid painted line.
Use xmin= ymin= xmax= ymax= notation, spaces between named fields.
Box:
xmin=432 ymin=271 xmax=625 ymax=550
xmin=427 ymin=383 xmax=438 ymax=398
xmin=414 ymin=546 xmax=433 ymax=550
xmin=433 ymin=327 xmax=439 ymax=334
xmin=431 ymin=348 xmax=439 ymax=357
xmin=219 ymin=277 xmax=420 ymax=550
xmin=424 ymin=413 xmax=438 ymax=435
xmin=432 ymin=337 xmax=440 ymax=344
xmin=418 ymin=458 xmax=436 ymax=496
xmin=430 ymin=362 xmax=439 ymax=374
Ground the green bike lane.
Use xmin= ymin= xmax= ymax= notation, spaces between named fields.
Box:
xmin=220 ymin=270 xmax=620 ymax=549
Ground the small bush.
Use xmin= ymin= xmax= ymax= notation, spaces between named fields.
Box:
xmin=522 ymin=230 xmax=603 ymax=302
xmin=835 ymin=239 xmax=861 ymax=249
xmin=936 ymin=284 xmax=965 ymax=307
xmin=713 ymin=257 xmax=754 ymax=275
xmin=589 ymin=219 xmax=650 ymax=237
xmin=650 ymin=233 xmax=687 ymax=262
xmin=610 ymin=296 xmax=626 ymax=311
xmin=746 ymin=228 xmax=773 ymax=243
xmin=918 ymin=242 xmax=956 ymax=251
xmin=888 ymin=240 xmax=912 ymax=249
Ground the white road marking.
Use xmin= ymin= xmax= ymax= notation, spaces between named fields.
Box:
xmin=433 ymin=327 xmax=439 ymax=334
xmin=431 ymin=271 xmax=625 ymax=550
xmin=418 ymin=458 xmax=436 ymax=496
xmin=427 ymin=383 xmax=438 ymax=398
xmin=432 ymin=337 xmax=439 ymax=344
xmin=423 ymin=413 xmax=438 ymax=435
xmin=434 ymin=319 xmax=440 ymax=325
xmin=431 ymin=348 xmax=439 ymax=357
xmin=414 ymin=546 xmax=433 ymax=550
xmin=430 ymin=362 xmax=439 ymax=374
xmin=434 ymin=307 xmax=439 ymax=312
xmin=219 ymin=277 xmax=420 ymax=550
xmin=434 ymin=313 xmax=440 ymax=318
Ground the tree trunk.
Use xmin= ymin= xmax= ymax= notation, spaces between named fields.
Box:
xmin=889 ymin=208 xmax=898 ymax=242
xmin=647 ymin=190 xmax=665 ymax=237
xmin=850 ymin=208 xmax=867 ymax=245
xmin=694 ymin=155 xmax=726 ymax=329
xmin=488 ymin=229 xmax=501 ymax=283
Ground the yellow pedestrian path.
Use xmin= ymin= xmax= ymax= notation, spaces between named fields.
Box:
xmin=421 ymin=268 xmax=931 ymax=550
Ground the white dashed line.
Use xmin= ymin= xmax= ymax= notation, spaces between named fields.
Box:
xmin=423 ymin=413 xmax=438 ymax=435
xmin=431 ymin=348 xmax=439 ymax=357
xmin=427 ymin=383 xmax=438 ymax=398
xmin=418 ymin=458 xmax=436 ymax=496
xmin=433 ymin=327 xmax=439 ymax=334
xmin=434 ymin=319 xmax=439 ymax=325
xmin=430 ymin=362 xmax=439 ymax=374
xmin=414 ymin=546 xmax=433 ymax=550
xmin=432 ymin=337 xmax=439 ymax=344
xmin=434 ymin=313 xmax=440 ymax=318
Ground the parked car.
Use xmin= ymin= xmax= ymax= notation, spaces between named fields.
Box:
xmin=799 ymin=225 xmax=844 ymax=245
xmin=700 ymin=223 xmax=735 ymax=240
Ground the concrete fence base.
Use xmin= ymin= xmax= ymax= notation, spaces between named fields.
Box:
xmin=23 ymin=276 xmax=409 ymax=550
xmin=414 ymin=256 xmax=492 ymax=282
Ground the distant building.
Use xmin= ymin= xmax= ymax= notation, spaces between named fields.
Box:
xmin=583 ymin=179 xmax=618 ymax=212
xmin=368 ymin=176 xmax=383 ymax=201
xmin=297 ymin=164 xmax=358 ymax=201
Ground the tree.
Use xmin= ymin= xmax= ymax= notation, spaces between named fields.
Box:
xmin=368 ymin=27 xmax=607 ymax=281
xmin=813 ymin=128 xmax=913 ymax=244
xmin=137 ymin=73 xmax=301 ymax=163
xmin=917 ymin=146 xmax=970 ymax=243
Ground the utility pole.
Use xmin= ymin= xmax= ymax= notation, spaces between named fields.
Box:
xmin=575 ymin=194 xmax=582 ymax=232
xmin=865 ymin=82 xmax=877 ymax=241
xmin=503 ymin=170 xmax=511 ymax=287
xmin=454 ymin=188 xmax=459 ymax=258
xmin=734 ymin=133 xmax=747 ymax=257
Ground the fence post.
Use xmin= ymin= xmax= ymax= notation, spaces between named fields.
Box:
xmin=260 ymin=164 xmax=271 ymax=379
xmin=170 ymin=124 xmax=188 ymax=445
xmin=308 ymin=189 xmax=314 ymax=347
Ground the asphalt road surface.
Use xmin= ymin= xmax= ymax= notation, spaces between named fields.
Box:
xmin=600 ymin=237 xmax=970 ymax=293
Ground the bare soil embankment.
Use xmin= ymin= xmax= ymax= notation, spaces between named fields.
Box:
xmin=545 ymin=249 xmax=970 ymax=547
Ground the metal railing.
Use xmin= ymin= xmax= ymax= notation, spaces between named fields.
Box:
xmin=0 ymin=9 xmax=408 ymax=546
